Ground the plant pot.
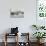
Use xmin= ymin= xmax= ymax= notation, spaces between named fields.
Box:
xmin=40 ymin=39 xmax=45 ymax=43
xmin=37 ymin=39 xmax=45 ymax=44
xmin=37 ymin=39 xmax=40 ymax=43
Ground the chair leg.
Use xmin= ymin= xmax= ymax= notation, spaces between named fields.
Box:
xmin=4 ymin=41 xmax=7 ymax=46
xmin=4 ymin=33 xmax=7 ymax=46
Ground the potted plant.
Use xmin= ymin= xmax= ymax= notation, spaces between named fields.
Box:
xmin=40 ymin=26 xmax=45 ymax=29
xmin=33 ymin=32 xmax=46 ymax=43
xmin=32 ymin=25 xmax=39 ymax=30
xmin=32 ymin=24 xmax=45 ymax=30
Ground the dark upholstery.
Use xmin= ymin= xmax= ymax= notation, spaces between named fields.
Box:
xmin=11 ymin=27 xmax=18 ymax=34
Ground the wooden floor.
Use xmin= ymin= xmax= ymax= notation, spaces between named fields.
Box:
xmin=0 ymin=42 xmax=46 ymax=46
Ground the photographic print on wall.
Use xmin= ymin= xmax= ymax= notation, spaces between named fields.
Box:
xmin=36 ymin=0 xmax=46 ymax=28
xmin=37 ymin=0 xmax=46 ymax=19
xmin=10 ymin=9 xmax=24 ymax=18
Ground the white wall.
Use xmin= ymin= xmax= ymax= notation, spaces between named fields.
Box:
xmin=0 ymin=0 xmax=36 ymax=42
